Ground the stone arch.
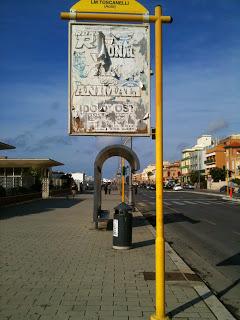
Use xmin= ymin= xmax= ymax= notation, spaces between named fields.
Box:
xmin=93 ymin=144 xmax=140 ymax=224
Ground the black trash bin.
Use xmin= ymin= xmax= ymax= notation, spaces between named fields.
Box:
xmin=113 ymin=202 xmax=132 ymax=250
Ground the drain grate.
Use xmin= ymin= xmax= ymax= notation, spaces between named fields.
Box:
xmin=143 ymin=271 xmax=201 ymax=282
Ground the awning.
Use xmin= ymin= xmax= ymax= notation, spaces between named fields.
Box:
xmin=0 ymin=158 xmax=64 ymax=168
xmin=0 ymin=142 xmax=16 ymax=150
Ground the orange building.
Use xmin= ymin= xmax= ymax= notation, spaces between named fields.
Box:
xmin=205 ymin=144 xmax=226 ymax=175
xmin=163 ymin=161 xmax=181 ymax=182
xmin=205 ymin=134 xmax=240 ymax=177
xmin=224 ymin=141 xmax=240 ymax=179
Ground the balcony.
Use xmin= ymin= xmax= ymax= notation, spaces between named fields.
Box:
xmin=204 ymin=159 xmax=216 ymax=165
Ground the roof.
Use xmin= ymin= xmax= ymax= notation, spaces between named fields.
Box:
xmin=0 ymin=142 xmax=16 ymax=150
xmin=0 ymin=158 xmax=64 ymax=168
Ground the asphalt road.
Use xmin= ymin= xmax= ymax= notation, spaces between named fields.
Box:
xmin=135 ymin=189 xmax=240 ymax=319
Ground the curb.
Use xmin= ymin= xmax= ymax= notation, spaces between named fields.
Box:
xmin=134 ymin=206 xmax=236 ymax=320
xmin=185 ymin=190 xmax=240 ymax=203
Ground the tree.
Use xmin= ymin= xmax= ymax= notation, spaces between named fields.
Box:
xmin=190 ymin=171 xmax=205 ymax=186
xmin=189 ymin=171 xmax=199 ymax=185
xmin=210 ymin=167 xmax=226 ymax=182
xmin=147 ymin=171 xmax=153 ymax=183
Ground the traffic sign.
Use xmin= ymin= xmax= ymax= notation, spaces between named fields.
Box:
xmin=71 ymin=0 xmax=148 ymax=15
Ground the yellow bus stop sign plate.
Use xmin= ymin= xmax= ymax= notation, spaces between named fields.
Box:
xmin=70 ymin=0 xmax=148 ymax=14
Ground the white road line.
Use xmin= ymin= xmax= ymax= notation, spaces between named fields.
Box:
xmin=195 ymin=201 xmax=209 ymax=205
xmin=183 ymin=201 xmax=197 ymax=205
xmin=201 ymin=219 xmax=216 ymax=226
xmin=172 ymin=201 xmax=185 ymax=206
xmin=233 ymin=231 xmax=240 ymax=236
xmin=164 ymin=202 xmax=172 ymax=206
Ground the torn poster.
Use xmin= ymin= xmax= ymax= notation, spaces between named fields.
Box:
xmin=69 ymin=23 xmax=150 ymax=136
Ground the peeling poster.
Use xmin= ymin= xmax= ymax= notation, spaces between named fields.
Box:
xmin=69 ymin=23 xmax=150 ymax=136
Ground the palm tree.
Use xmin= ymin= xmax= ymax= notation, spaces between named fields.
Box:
xmin=147 ymin=171 xmax=153 ymax=183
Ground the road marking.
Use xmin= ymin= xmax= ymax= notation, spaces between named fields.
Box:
xmin=164 ymin=202 xmax=172 ymax=206
xmin=183 ymin=201 xmax=197 ymax=205
xmin=172 ymin=201 xmax=185 ymax=206
xmin=233 ymin=231 xmax=240 ymax=236
xmin=195 ymin=201 xmax=209 ymax=205
xmin=201 ymin=219 xmax=216 ymax=226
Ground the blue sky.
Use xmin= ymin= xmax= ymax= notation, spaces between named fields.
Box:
xmin=0 ymin=0 xmax=240 ymax=178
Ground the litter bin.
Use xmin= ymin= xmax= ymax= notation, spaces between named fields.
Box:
xmin=113 ymin=202 xmax=132 ymax=250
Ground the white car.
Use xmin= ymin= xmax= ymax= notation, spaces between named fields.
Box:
xmin=173 ymin=184 xmax=183 ymax=191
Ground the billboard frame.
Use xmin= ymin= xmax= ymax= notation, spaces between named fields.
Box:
xmin=68 ymin=21 xmax=151 ymax=137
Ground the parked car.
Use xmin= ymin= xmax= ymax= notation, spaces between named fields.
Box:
xmin=150 ymin=184 xmax=156 ymax=190
xmin=183 ymin=184 xmax=195 ymax=190
xmin=219 ymin=185 xmax=235 ymax=193
xmin=164 ymin=182 xmax=175 ymax=189
xmin=219 ymin=186 xmax=228 ymax=193
xmin=173 ymin=184 xmax=183 ymax=191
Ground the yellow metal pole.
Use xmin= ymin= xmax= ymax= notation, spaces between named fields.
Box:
xmin=226 ymin=169 xmax=229 ymax=196
xmin=122 ymin=158 xmax=125 ymax=202
xmin=150 ymin=6 xmax=168 ymax=320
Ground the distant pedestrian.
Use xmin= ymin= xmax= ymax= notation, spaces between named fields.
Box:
xmin=135 ymin=185 xmax=138 ymax=195
xmin=108 ymin=184 xmax=111 ymax=195
xmin=71 ymin=183 xmax=77 ymax=199
xmin=104 ymin=184 xmax=108 ymax=195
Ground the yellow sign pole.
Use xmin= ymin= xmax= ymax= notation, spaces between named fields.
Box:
xmin=61 ymin=5 xmax=172 ymax=319
xmin=150 ymin=6 xmax=171 ymax=320
xmin=226 ymin=169 xmax=229 ymax=196
xmin=122 ymin=157 xmax=125 ymax=203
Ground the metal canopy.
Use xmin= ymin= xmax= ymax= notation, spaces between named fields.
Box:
xmin=0 ymin=159 xmax=64 ymax=168
xmin=0 ymin=142 xmax=16 ymax=150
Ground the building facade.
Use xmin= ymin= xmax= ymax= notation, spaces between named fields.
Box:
xmin=163 ymin=161 xmax=181 ymax=182
xmin=181 ymin=135 xmax=213 ymax=183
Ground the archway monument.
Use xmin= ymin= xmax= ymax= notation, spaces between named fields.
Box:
xmin=93 ymin=144 xmax=140 ymax=226
xmin=61 ymin=1 xmax=172 ymax=319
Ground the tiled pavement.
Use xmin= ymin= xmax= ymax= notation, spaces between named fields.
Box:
xmin=0 ymin=192 xmax=235 ymax=319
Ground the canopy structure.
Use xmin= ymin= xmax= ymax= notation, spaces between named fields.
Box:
xmin=0 ymin=158 xmax=63 ymax=168
xmin=0 ymin=142 xmax=15 ymax=150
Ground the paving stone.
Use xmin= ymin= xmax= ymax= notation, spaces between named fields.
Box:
xmin=0 ymin=194 xmax=222 ymax=320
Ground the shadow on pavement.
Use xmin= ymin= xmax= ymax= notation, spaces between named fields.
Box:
xmin=0 ymin=197 xmax=82 ymax=220
xmin=140 ymin=213 xmax=200 ymax=227
xmin=217 ymin=278 xmax=240 ymax=298
xmin=216 ymin=252 xmax=240 ymax=266
xmin=132 ymin=239 xmax=155 ymax=248
xmin=164 ymin=213 xmax=200 ymax=225
xmin=132 ymin=216 xmax=149 ymax=228
xmin=168 ymin=291 xmax=212 ymax=317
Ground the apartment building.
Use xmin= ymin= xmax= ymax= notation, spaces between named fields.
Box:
xmin=181 ymin=135 xmax=213 ymax=182
xmin=205 ymin=134 xmax=240 ymax=177
xmin=223 ymin=136 xmax=240 ymax=179
xmin=163 ymin=161 xmax=181 ymax=182
xmin=142 ymin=164 xmax=156 ymax=183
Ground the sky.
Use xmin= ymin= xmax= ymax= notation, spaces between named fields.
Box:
xmin=0 ymin=0 xmax=240 ymax=178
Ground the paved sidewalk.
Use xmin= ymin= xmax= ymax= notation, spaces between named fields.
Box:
xmin=0 ymin=192 xmax=235 ymax=320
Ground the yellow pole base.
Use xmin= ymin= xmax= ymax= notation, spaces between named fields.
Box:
xmin=150 ymin=315 xmax=170 ymax=320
